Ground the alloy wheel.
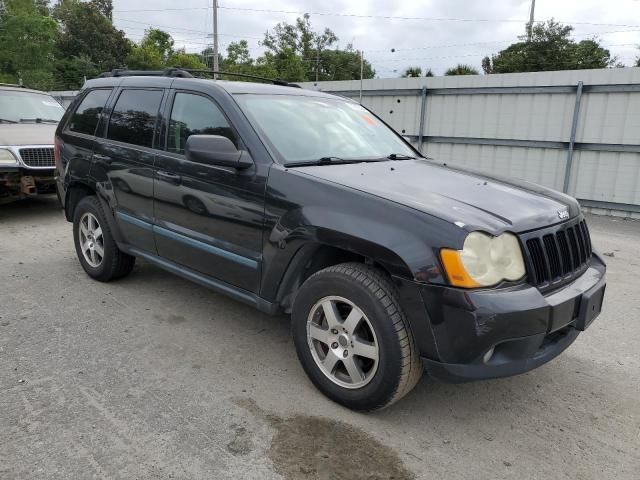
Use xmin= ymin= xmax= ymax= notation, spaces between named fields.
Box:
xmin=79 ymin=212 xmax=104 ymax=268
xmin=306 ymin=296 xmax=379 ymax=389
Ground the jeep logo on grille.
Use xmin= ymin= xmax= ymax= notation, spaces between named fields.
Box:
xmin=557 ymin=209 xmax=570 ymax=220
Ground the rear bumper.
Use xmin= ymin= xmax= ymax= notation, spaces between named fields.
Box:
xmin=417 ymin=254 xmax=606 ymax=383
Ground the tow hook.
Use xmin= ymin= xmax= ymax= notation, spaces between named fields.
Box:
xmin=20 ymin=176 xmax=37 ymax=196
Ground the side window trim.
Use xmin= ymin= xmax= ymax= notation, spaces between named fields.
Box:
xmin=104 ymin=87 xmax=166 ymax=149
xmin=64 ymin=88 xmax=114 ymax=137
xmin=163 ymin=89 xmax=243 ymax=156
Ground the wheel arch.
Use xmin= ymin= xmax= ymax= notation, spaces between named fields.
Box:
xmin=270 ymin=234 xmax=413 ymax=313
xmin=64 ymin=181 xmax=95 ymax=222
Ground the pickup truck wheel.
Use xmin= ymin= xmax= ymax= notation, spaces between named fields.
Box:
xmin=73 ymin=196 xmax=135 ymax=282
xmin=292 ymin=263 xmax=423 ymax=411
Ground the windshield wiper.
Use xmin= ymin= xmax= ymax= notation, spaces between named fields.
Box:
xmin=0 ymin=118 xmax=18 ymax=124
xmin=387 ymin=153 xmax=416 ymax=160
xmin=285 ymin=157 xmax=384 ymax=167
xmin=19 ymin=118 xmax=58 ymax=124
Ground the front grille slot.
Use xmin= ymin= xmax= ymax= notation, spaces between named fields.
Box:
xmin=556 ymin=230 xmax=573 ymax=274
xmin=566 ymin=227 xmax=580 ymax=268
xmin=543 ymin=234 xmax=562 ymax=279
xmin=526 ymin=238 xmax=548 ymax=284
xmin=19 ymin=148 xmax=55 ymax=168
xmin=524 ymin=218 xmax=593 ymax=289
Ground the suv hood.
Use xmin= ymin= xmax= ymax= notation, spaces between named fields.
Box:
xmin=0 ymin=123 xmax=57 ymax=146
xmin=291 ymin=159 xmax=581 ymax=234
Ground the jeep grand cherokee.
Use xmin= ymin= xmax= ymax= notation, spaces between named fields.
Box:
xmin=55 ymin=69 xmax=606 ymax=411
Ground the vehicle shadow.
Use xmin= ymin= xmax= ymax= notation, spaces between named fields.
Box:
xmin=0 ymin=195 xmax=61 ymax=223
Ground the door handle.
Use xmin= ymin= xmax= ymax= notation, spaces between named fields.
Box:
xmin=93 ymin=153 xmax=112 ymax=164
xmin=157 ymin=171 xmax=182 ymax=185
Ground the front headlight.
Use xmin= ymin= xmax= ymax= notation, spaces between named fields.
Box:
xmin=0 ymin=148 xmax=18 ymax=165
xmin=440 ymin=232 xmax=526 ymax=288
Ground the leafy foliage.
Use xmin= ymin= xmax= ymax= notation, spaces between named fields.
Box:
xmin=259 ymin=14 xmax=374 ymax=82
xmin=53 ymin=0 xmax=130 ymax=87
xmin=402 ymin=67 xmax=422 ymax=78
xmin=0 ymin=0 xmax=58 ymax=89
xmin=445 ymin=64 xmax=479 ymax=76
xmin=482 ymin=20 xmax=614 ymax=73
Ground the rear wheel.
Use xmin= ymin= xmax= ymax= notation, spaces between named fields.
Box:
xmin=73 ymin=196 xmax=135 ymax=281
xmin=292 ymin=263 xmax=423 ymax=411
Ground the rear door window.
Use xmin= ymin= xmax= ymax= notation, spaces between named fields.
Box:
xmin=107 ymin=89 xmax=163 ymax=148
xmin=68 ymin=89 xmax=112 ymax=135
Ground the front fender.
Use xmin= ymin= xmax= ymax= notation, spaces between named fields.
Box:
xmin=261 ymin=166 xmax=466 ymax=301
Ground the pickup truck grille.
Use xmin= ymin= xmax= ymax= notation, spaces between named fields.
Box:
xmin=524 ymin=219 xmax=592 ymax=288
xmin=19 ymin=147 xmax=55 ymax=168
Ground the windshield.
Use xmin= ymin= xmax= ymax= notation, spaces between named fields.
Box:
xmin=235 ymin=94 xmax=415 ymax=164
xmin=0 ymin=90 xmax=65 ymax=123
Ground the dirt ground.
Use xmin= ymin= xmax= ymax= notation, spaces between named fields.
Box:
xmin=1 ymin=196 xmax=639 ymax=479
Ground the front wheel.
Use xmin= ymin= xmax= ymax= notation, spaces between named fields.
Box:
xmin=292 ymin=263 xmax=423 ymax=411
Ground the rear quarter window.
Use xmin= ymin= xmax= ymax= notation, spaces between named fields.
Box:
xmin=67 ymin=89 xmax=112 ymax=136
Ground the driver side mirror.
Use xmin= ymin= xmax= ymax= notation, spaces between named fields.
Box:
xmin=184 ymin=135 xmax=253 ymax=169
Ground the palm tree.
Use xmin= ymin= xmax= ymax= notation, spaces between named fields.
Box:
xmin=444 ymin=64 xmax=479 ymax=76
xmin=401 ymin=66 xmax=422 ymax=77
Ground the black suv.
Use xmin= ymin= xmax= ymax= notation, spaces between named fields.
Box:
xmin=55 ymin=69 xmax=606 ymax=411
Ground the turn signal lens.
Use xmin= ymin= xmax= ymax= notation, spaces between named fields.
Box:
xmin=441 ymin=232 xmax=526 ymax=288
xmin=440 ymin=249 xmax=481 ymax=288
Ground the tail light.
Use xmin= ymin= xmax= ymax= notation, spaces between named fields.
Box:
xmin=54 ymin=135 xmax=62 ymax=173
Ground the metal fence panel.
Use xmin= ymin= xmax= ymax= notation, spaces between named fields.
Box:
xmin=299 ymin=67 xmax=640 ymax=217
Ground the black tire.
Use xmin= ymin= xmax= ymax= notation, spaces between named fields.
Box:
xmin=292 ymin=262 xmax=423 ymax=411
xmin=73 ymin=196 xmax=135 ymax=282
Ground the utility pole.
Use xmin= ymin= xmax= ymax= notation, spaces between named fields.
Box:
xmin=359 ymin=50 xmax=364 ymax=104
xmin=213 ymin=0 xmax=219 ymax=79
xmin=527 ymin=0 xmax=536 ymax=42
xmin=316 ymin=45 xmax=320 ymax=82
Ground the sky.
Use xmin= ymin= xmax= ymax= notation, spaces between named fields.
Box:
xmin=111 ymin=0 xmax=640 ymax=77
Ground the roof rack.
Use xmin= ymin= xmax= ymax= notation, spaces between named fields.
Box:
xmin=97 ymin=67 xmax=194 ymax=78
xmin=187 ymin=69 xmax=301 ymax=88
xmin=95 ymin=67 xmax=301 ymax=88
xmin=0 ymin=82 xmax=25 ymax=88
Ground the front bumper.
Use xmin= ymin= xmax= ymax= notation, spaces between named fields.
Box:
xmin=417 ymin=254 xmax=606 ymax=383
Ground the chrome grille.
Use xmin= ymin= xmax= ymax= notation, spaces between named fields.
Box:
xmin=19 ymin=147 xmax=55 ymax=168
xmin=524 ymin=219 xmax=593 ymax=289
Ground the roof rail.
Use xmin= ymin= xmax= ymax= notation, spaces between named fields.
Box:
xmin=97 ymin=67 xmax=194 ymax=78
xmin=95 ymin=67 xmax=301 ymax=88
xmin=0 ymin=82 xmax=25 ymax=88
xmin=185 ymin=69 xmax=301 ymax=88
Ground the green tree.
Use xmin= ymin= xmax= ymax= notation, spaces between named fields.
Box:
xmin=140 ymin=28 xmax=174 ymax=63
xmin=127 ymin=30 xmax=206 ymax=71
xmin=482 ymin=20 xmax=614 ymax=73
xmin=402 ymin=66 xmax=422 ymax=78
xmin=425 ymin=68 xmax=434 ymax=77
xmin=53 ymin=0 xmax=130 ymax=87
xmin=220 ymin=41 xmax=278 ymax=80
xmin=0 ymin=0 xmax=58 ymax=89
xmin=167 ymin=49 xmax=207 ymax=69
xmin=318 ymin=46 xmax=374 ymax=81
xmin=262 ymin=13 xmax=338 ymax=80
xmin=635 ymin=47 xmax=639 ymax=67
xmin=445 ymin=64 xmax=479 ymax=76
xmin=260 ymin=14 xmax=373 ymax=82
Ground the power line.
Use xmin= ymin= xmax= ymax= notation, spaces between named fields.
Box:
xmin=215 ymin=6 xmax=640 ymax=29
xmin=113 ymin=4 xmax=640 ymax=28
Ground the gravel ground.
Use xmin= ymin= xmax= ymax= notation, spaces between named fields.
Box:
xmin=1 ymin=196 xmax=639 ymax=480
